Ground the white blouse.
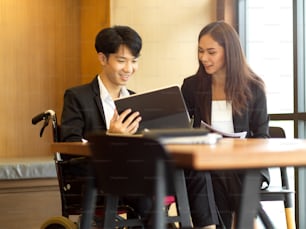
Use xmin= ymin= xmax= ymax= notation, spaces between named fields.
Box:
xmin=211 ymin=100 xmax=234 ymax=133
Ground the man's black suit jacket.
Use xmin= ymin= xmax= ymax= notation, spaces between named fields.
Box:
xmin=61 ymin=76 xmax=134 ymax=142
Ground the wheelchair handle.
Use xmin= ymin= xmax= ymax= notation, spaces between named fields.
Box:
xmin=32 ymin=110 xmax=58 ymax=140
xmin=32 ymin=110 xmax=56 ymax=125
xmin=32 ymin=112 xmax=46 ymax=124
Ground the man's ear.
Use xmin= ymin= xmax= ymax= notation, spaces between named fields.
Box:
xmin=98 ymin=52 xmax=107 ymax=65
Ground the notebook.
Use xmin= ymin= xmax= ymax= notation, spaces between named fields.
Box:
xmin=142 ymin=128 xmax=221 ymax=145
xmin=115 ymin=85 xmax=191 ymax=131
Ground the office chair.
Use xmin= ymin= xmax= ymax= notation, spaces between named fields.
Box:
xmin=87 ymin=133 xmax=193 ymax=229
xmin=258 ymin=126 xmax=295 ymax=229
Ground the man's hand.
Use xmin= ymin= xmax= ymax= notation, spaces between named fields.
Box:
xmin=108 ymin=109 xmax=142 ymax=134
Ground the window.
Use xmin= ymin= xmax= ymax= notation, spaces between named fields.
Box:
xmin=239 ymin=0 xmax=294 ymax=138
xmin=238 ymin=0 xmax=306 ymax=227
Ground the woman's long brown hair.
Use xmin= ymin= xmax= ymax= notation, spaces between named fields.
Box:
xmin=196 ymin=21 xmax=265 ymax=118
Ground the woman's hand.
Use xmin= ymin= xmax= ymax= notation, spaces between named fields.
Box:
xmin=108 ymin=109 xmax=142 ymax=134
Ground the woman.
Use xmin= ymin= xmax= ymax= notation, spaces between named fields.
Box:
xmin=182 ymin=21 xmax=270 ymax=228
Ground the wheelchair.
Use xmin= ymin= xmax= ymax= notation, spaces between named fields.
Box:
xmin=32 ymin=110 xmax=142 ymax=229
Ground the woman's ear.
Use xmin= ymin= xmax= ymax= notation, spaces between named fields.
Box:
xmin=98 ymin=52 xmax=107 ymax=66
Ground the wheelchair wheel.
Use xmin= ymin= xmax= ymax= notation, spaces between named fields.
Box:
xmin=40 ymin=216 xmax=77 ymax=229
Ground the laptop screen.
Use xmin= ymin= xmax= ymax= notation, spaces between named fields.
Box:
xmin=114 ymin=85 xmax=191 ymax=131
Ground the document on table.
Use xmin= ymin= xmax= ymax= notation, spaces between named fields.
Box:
xmin=200 ymin=120 xmax=247 ymax=139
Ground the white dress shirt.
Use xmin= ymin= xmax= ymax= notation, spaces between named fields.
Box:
xmin=97 ymin=76 xmax=130 ymax=129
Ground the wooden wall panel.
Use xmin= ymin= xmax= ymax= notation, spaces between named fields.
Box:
xmin=80 ymin=0 xmax=110 ymax=84
xmin=0 ymin=0 xmax=81 ymax=157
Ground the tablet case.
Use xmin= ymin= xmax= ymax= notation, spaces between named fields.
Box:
xmin=114 ymin=86 xmax=191 ymax=131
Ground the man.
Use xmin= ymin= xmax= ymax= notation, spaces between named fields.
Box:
xmin=61 ymin=25 xmax=142 ymax=142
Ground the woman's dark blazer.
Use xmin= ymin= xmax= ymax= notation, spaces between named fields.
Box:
xmin=61 ymin=76 xmax=134 ymax=142
xmin=181 ymin=74 xmax=270 ymax=184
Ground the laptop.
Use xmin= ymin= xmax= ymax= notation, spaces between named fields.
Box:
xmin=115 ymin=85 xmax=191 ymax=131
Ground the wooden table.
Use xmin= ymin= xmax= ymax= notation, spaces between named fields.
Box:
xmin=51 ymin=138 xmax=306 ymax=170
xmin=51 ymin=138 xmax=306 ymax=228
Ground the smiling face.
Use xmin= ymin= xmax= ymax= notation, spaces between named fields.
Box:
xmin=99 ymin=44 xmax=139 ymax=88
xmin=198 ymin=34 xmax=226 ymax=78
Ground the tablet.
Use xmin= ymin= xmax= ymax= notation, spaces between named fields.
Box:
xmin=114 ymin=85 xmax=191 ymax=131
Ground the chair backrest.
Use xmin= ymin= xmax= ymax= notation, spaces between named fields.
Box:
xmin=268 ymin=126 xmax=290 ymax=190
xmin=88 ymin=133 xmax=175 ymax=197
xmin=269 ymin=126 xmax=286 ymax=138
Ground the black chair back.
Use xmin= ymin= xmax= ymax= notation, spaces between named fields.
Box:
xmin=89 ymin=133 xmax=175 ymax=197
xmin=269 ymin=126 xmax=286 ymax=138
xmin=87 ymin=133 xmax=183 ymax=229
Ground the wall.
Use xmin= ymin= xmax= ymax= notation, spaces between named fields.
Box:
xmin=0 ymin=0 xmax=109 ymax=158
xmin=110 ymin=0 xmax=216 ymax=93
